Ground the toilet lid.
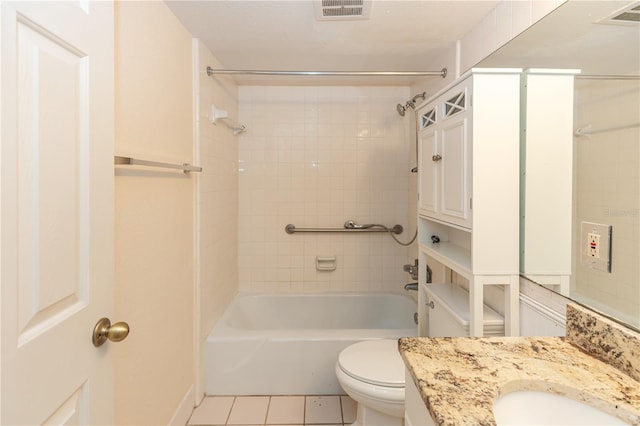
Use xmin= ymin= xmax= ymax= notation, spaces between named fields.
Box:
xmin=338 ymin=339 xmax=405 ymax=388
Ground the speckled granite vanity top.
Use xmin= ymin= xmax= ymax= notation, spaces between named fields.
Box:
xmin=399 ymin=304 xmax=640 ymax=425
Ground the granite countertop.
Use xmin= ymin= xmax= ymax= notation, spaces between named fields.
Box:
xmin=399 ymin=336 xmax=640 ymax=425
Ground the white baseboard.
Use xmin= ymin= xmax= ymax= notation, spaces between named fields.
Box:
xmin=169 ymin=384 xmax=195 ymax=426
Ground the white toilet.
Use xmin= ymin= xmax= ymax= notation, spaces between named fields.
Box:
xmin=335 ymin=339 xmax=406 ymax=426
xmin=335 ymin=283 xmax=506 ymax=426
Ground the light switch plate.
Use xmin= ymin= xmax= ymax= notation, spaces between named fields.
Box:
xmin=580 ymin=222 xmax=612 ymax=272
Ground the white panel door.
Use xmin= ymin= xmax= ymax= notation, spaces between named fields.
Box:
xmin=1 ymin=1 xmax=115 ymax=424
xmin=440 ymin=118 xmax=470 ymax=228
xmin=418 ymin=128 xmax=438 ymax=216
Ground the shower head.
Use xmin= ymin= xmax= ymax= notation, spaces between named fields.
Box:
xmin=396 ymin=92 xmax=427 ymax=116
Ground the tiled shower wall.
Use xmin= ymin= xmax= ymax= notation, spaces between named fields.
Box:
xmin=238 ymin=86 xmax=414 ymax=293
xmin=195 ymin=38 xmax=239 ymax=392
xmin=572 ymin=78 xmax=640 ymax=327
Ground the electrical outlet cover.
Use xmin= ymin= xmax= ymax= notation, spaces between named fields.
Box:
xmin=580 ymin=222 xmax=612 ymax=272
xmin=587 ymin=232 xmax=600 ymax=258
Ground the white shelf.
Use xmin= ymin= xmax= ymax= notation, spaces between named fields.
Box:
xmin=419 ymin=242 xmax=471 ymax=278
xmin=418 ymin=212 xmax=472 ymax=233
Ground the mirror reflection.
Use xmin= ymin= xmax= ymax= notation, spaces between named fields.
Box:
xmin=572 ymin=77 xmax=639 ymax=328
xmin=480 ymin=1 xmax=640 ymax=330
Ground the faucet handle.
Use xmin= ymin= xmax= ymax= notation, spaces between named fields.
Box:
xmin=402 ymin=258 xmax=418 ymax=270
xmin=403 ymin=259 xmax=419 ymax=281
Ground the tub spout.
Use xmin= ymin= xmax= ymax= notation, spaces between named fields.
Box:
xmin=404 ymin=283 xmax=418 ymax=291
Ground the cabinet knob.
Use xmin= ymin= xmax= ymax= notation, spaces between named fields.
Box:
xmin=432 ymin=154 xmax=442 ymax=162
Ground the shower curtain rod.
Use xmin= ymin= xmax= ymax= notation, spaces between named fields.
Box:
xmin=576 ymin=74 xmax=640 ymax=80
xmin=206 ymin=66 xmax=447 ymax=78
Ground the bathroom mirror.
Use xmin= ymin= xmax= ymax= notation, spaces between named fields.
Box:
xmin=479 ymin=1 xmax=640 ymax=331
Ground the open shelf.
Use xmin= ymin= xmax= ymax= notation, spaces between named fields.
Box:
xmin=419 ymin=242 xmax=471 ymax=278
xmin=418 ymin=213 xmax=472 ymax=233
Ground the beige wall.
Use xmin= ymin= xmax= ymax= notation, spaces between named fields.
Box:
xmin=114 ymin=2 xmax=195 ymax=424
xmin=193 ymin=39 xmax=239 ymax=397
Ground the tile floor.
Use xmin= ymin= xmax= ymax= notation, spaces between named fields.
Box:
xmin=187 ymin=395 xmax=356 ymax=426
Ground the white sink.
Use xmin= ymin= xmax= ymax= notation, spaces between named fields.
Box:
xmin=493 ymin=390 xmax=629 ymax=425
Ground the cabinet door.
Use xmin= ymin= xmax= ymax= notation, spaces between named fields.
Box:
xmin=405 ymin=370 xmax=436 ymax=426
xmin=418 ymin=127 xmax=438 ymax=216
xmin=440 ymin=117 xmax=471 ymax=228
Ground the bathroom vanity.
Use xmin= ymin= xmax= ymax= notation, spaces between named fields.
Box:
xmin=400 ymin=303 xmax=640 ymax=425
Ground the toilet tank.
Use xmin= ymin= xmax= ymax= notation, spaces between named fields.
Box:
xmin=424 ymin=283 xmax=504 ymax=337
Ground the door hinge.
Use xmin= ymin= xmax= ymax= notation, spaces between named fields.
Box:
xmin=469 ymin=197 xmax=472 ymax=209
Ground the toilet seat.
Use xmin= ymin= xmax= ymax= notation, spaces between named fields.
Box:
xmin=337 ymin=339 xmax=405 ymax=388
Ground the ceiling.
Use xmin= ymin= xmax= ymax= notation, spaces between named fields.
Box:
xmin=166 ymin=0 xmax=640 ymax=86
xmin=165 ymin=0 xmax=501 ymax=85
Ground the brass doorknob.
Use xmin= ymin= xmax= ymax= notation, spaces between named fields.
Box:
xmin=92 ymin=317 xmax=130 ymax=347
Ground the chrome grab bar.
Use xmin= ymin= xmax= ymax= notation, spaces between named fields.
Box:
xmin=285 ymin=223 xmax=403 ymax=235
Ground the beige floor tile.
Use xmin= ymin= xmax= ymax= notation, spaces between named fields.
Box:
xmin=266 ymin=396 xmax=305 ymax=424
xmin=304 ymin=396 xmax=342 ymax=424
xmin=188 ymin=396 xmax=234 ymax=425
xmin=340 ymin=396 xmax=357 ymax=424
xmin=227 ymin=396 xmax=270 ymax=425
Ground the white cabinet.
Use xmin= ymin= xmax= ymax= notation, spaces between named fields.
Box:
xmin=418 ymin=81 xmax=471 ymax=229
xmin=404 ymin=369 xmax=435 ymax=426
xmin=417 ymin=69 xmax=522 ymax=337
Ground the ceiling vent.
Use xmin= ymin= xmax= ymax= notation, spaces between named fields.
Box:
xmin=598 ymin=2 xmax=640 ymax=25
xmin=314 ymin=0 xmax=372 ymax=21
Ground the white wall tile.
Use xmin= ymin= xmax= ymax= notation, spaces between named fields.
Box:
xmin=460 ymin=7 xmax=497 ymax=72
xmin=195 ymin=39 xmax=240 ymax=380
xmin=531 ymin=0 xmax=562 ymax=23
xmin=511 ymin=1 xmax=533 ymax=38
xmin=238 ymin=86 xmax=412 ymax=293
xmin=494 ymin=1 xmax=513 ymax=48
xmin=459 ymin=0 xmax=565 ymax=74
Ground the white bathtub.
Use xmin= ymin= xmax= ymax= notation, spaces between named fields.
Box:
xmin=205 ymin=292 xmax=417 ymax=395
